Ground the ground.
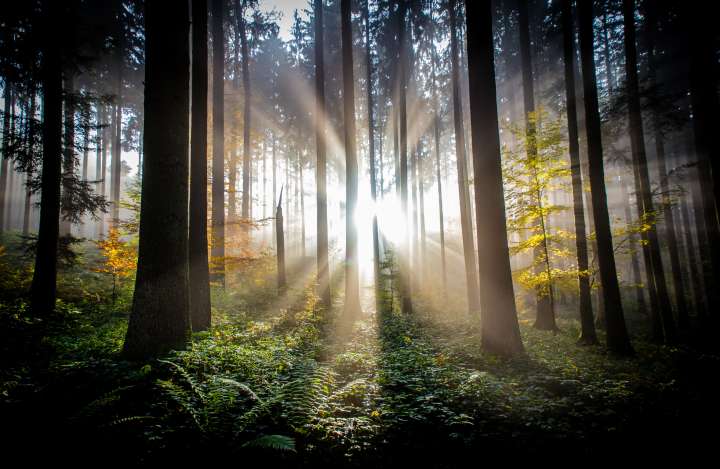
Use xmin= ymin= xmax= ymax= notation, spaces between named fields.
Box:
xmin=1 ymin=240 xmax=717 ymax=466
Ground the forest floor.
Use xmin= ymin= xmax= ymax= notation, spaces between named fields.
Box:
xmin=1 ymin=242 xmax=718 ymax=466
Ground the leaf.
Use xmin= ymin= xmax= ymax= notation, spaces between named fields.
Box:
xmin=242 ymin=434 xmax=297 ymax=452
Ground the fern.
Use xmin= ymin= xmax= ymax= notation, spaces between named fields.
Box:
xmin=242 ymin=434 xmax=296 ymax=452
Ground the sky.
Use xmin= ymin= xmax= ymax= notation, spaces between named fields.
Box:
xmin=263 ymin=0 xmax=309 ymax=41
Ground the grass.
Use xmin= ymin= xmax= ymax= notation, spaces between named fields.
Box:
xmin=0 ymin=238 xmax=718 ymax=466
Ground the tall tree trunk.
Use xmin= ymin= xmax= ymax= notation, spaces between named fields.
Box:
xmin=0 ymin=84 xmax=13 ymax=233
xmin=60 ymin=72 xmax=74 ymax=236
xmin=685 ymin=3 xmax=720 ymax=317
xmin=341 ymin=0 xmax=360 ymax=317
xmin=397 ymin=0 xmax=412 ymax=315
xmin=622 ymin=0 xmax=677 ymax=343
xmin=314 ymin=0 xmax=330 ymax=308
xmin=30 ymin=0 xmax=63 ymax=314
xmin=518 ymin=0 xmax=555 ymax=330
xmin=112 ymin=27 xmax=123 ymax=230
xmin=430 ymin=18 xmax=447 ymax=295
xmin=99 ymin=104 xmax=108 ymax=238
xmin=190 ymin=0 xmax=211 ymax=331
xmin=679 ymin=146 xmax=706 ymax=319
xmin=123 ymin=0 xmax=191 ymax=359
xmin=211 ymin=0 xmax=225 ymax=285
xmin=465 ymin=0 xmax=523 ymax=356
xmin=561 ymin=0 xmax=596 ymax=344
xmin=365 ymin=0 xmax=381 ymax=309
xmin=449 ymin=0 xmax=480 ymax=314
xmin=578 ymin=0 xmax=633 ymax=356
xmin=272 ymin=133 xmax=277 ymax=248
xmin=237 ymin=0 xmax=252 ymax=233
xmin=23 ymin=86 xmax=38 ymax=236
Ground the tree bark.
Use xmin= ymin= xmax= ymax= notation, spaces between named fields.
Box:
xmin=578 ymin=0 xmax=633 ymax=355
xmin=465 ymin=0 xmax=523 ymax=356
xmin=397 ymin=0 xmax=412 ymax=315
xmin=211 ymin=0 xmax=225 ymax=285
xmin=561 ymin=0 xmax=597 ymax=344
xmin=123 ymin=0 xmax=191 ymax=359
xmin=190 ymin=0 xmax=211 ymax=331
xmin=449 ymin=0 xmax=480 ymax=314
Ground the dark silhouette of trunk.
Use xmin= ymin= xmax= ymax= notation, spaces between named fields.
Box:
xmin=364 ymin=0 xmax=381 ymax=310
xmin=0 ymin=84 xmax=13 ymax=233
xmin=123 ymin=0 xmax=191 ymax=359
xmin=449 ymin=0 xmax=480 ymax=314
xmin=237 ymin=0 xmax=251 ymax=232
xmin=314 ymin=0 xmax=330 ymax=308
xmin=23 ymin=87 xmax=37 ymax=235
xmin=190 ymin=0 xmax=211 ymax=331
xmin=299 ymin=155 xmax=306 ymax=257
xmin=60 ymin=72 xmax=74 ymax=236
xmin=276 ymin=188 xmax=286 ymax=289
xmin=397 ymin=0 xmax=412 ymax=315
xmin=419 ymin=147 xmax=427 ymax=280
xmin=111 ymin=25 xmax=123 ymax=229
xmin=465 ymin=0 xmax=523 ymax=356
xmin=81 ymin=102 xmax=89 ymax=182
xmin=646 ymin=11 xmax=689 ymax=328
xmin=561 ymin=0 xmax=596 ymax=344
xmin=685 ymin=3 xmax=720 ymax=317
xmin=518 ymin=0 xmax=555 ymax=330
xmin=679 ymin=146 xmax=706 ymax=319
xmin=430 ymin=21 xmax=447 ymax=296
xmin=578 ymin=0 xmax=633 ymax=356
xmin=341 ymin=0 xmax=360 ymax=317
xmin=272 ymin=133 xmax=277 ymax=248
xmin=622 ymin=0 xmax=676 ymax=343
xmin=211 ymin=0 xmax=225 ymax=285
xmin=30 ymin=0 xmax=63 ymax=314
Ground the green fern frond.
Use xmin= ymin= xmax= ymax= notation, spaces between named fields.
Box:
xmin=242 ymin=434 xmax=296 ymax=452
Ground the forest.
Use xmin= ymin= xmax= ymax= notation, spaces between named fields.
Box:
xmin=0 ymin=0 xmax=718 ymax=465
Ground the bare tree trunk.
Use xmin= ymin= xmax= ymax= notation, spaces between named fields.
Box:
xmin=123 ymin=0 xmax=191 ymax=358
xmin=211 ymin=0 xmax=225 ymax=285
xmin=190 ymin=0 xmax=211 ymax=331
xmin=430 ymin=18 xmax=447 ymax=295
xmin=465 ymin=0 xmax=523 ymax=356
xmin=397 ymin=0 xmax=412 ymax=315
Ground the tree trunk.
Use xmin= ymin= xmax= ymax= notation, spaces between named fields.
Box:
xmin=430 ymin=20 xmax=447 ymax=296
xmin=449 ymin=0 xmax=480 ymax=314
xmin=341 ymin=0 xmax=360 ymax=317
xmin=60 ymin=72 xmax=74 ymax=236
xmin=314 ymin=0 xmax=330 ymax=308
xmin=561 ymin=0 xmax=596 ymax=344
xmin=622 ymin=0 xmax=676 ymax=343
xmin=578 ymin=0 xmax=633 ymax=356
xmin=238 ymin=0 xmax=251 ymax=234
xmin=397 ymin=0 xmax=412 ymax=315
xmin=190 ymin=0 xmax=211 ymax=332
xmin=465 ymin=0 xmax=523 ymax=356
xmin=112 ymin=36 xmax=123 ymax=230
xmin=30 ymin=0 xmax=64 ymax=314
xmin=1 ymin=84 xmax=13 ymax=233
xmin=123 ymin=0 xmax=191 ymax=359
xmin=211 ymin=0 xmax=225 ymax=285
xmin=276 ymin=189 xmax=286 ymax=289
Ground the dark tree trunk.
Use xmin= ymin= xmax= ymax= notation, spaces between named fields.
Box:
xmin=397 ymin=0 xmax=412 ymax=315
xmin=112 ymin=28 xmax=123 ymax=230
xmin=0 ymin=84 xmax=13 ymax=233
xmin=622 ymin=0 xmax=676 ymax=343
xmin=60 ymin=72 xmax=74 ymax=236
xmin=686 ymin=3 xmax=720 ymax=317
xmin=276 ymin=189 xmax=286 ymax=289
xmin=449 ymin=0 xmax=480 ymax=314
xmin=364 ymin=0 xmax=381 ymax=311
xmin=465 ymin=0 xmax=523 ymax=356
xmin=123 ymin=0 xmax=191 ymax=359
xmin=431 ymin=23 xmax=447 ymax=296
xmin=518 ymin=0 xmax=555 ymax=330
xmin=314 ymin=0 xmax=330 ymax=308
xmin=30 ymin=0 xmax=63 ymax=314
xmin=561 ymin=0 xmax=597 ymax=345
xmin=341 ymin=0 xmax=360 ymax=317
xmin=578 ymin=0 xmax=633 ymax=356
xmin=190 ymin=0 xmax=211 ymax=331
xmin=211 ymin=0 xmax=225 ymax=285
xmin=237 ymin=0 xmax=251 ymax=232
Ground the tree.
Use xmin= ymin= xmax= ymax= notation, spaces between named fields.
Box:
xmin=237 ymin=0 xmax=254 ymax=233
xmin=560 ymin=0 xmax=597 ymax=344
xmin=397 ymin=0 xmax=412 ymax=315
xmin=577 ymin=0 xmax=633 ymax=356
xmin=190 ymin=0 xmax=211 ymax=331
xmin=341 ymin=0 xmax=360 ymax=318
xmin=448 ymin=0 xmax=480 ymax=314
xmin=94 ymin=227 xmax=136 ymax=303
xmin=123 ymin=0 xmax=191 ymax=358
xmin=465 ymin=0 xmax=523 ymax=356
xmin=30 ymin=0 xmax=63 ymax=315
xmin=314 ymin=0 xmax=331 ymax=308
xmin=211 ymin=0 xmax=225 ymax=286
xmin=621 ymin=0 xmax=676 ymax=343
